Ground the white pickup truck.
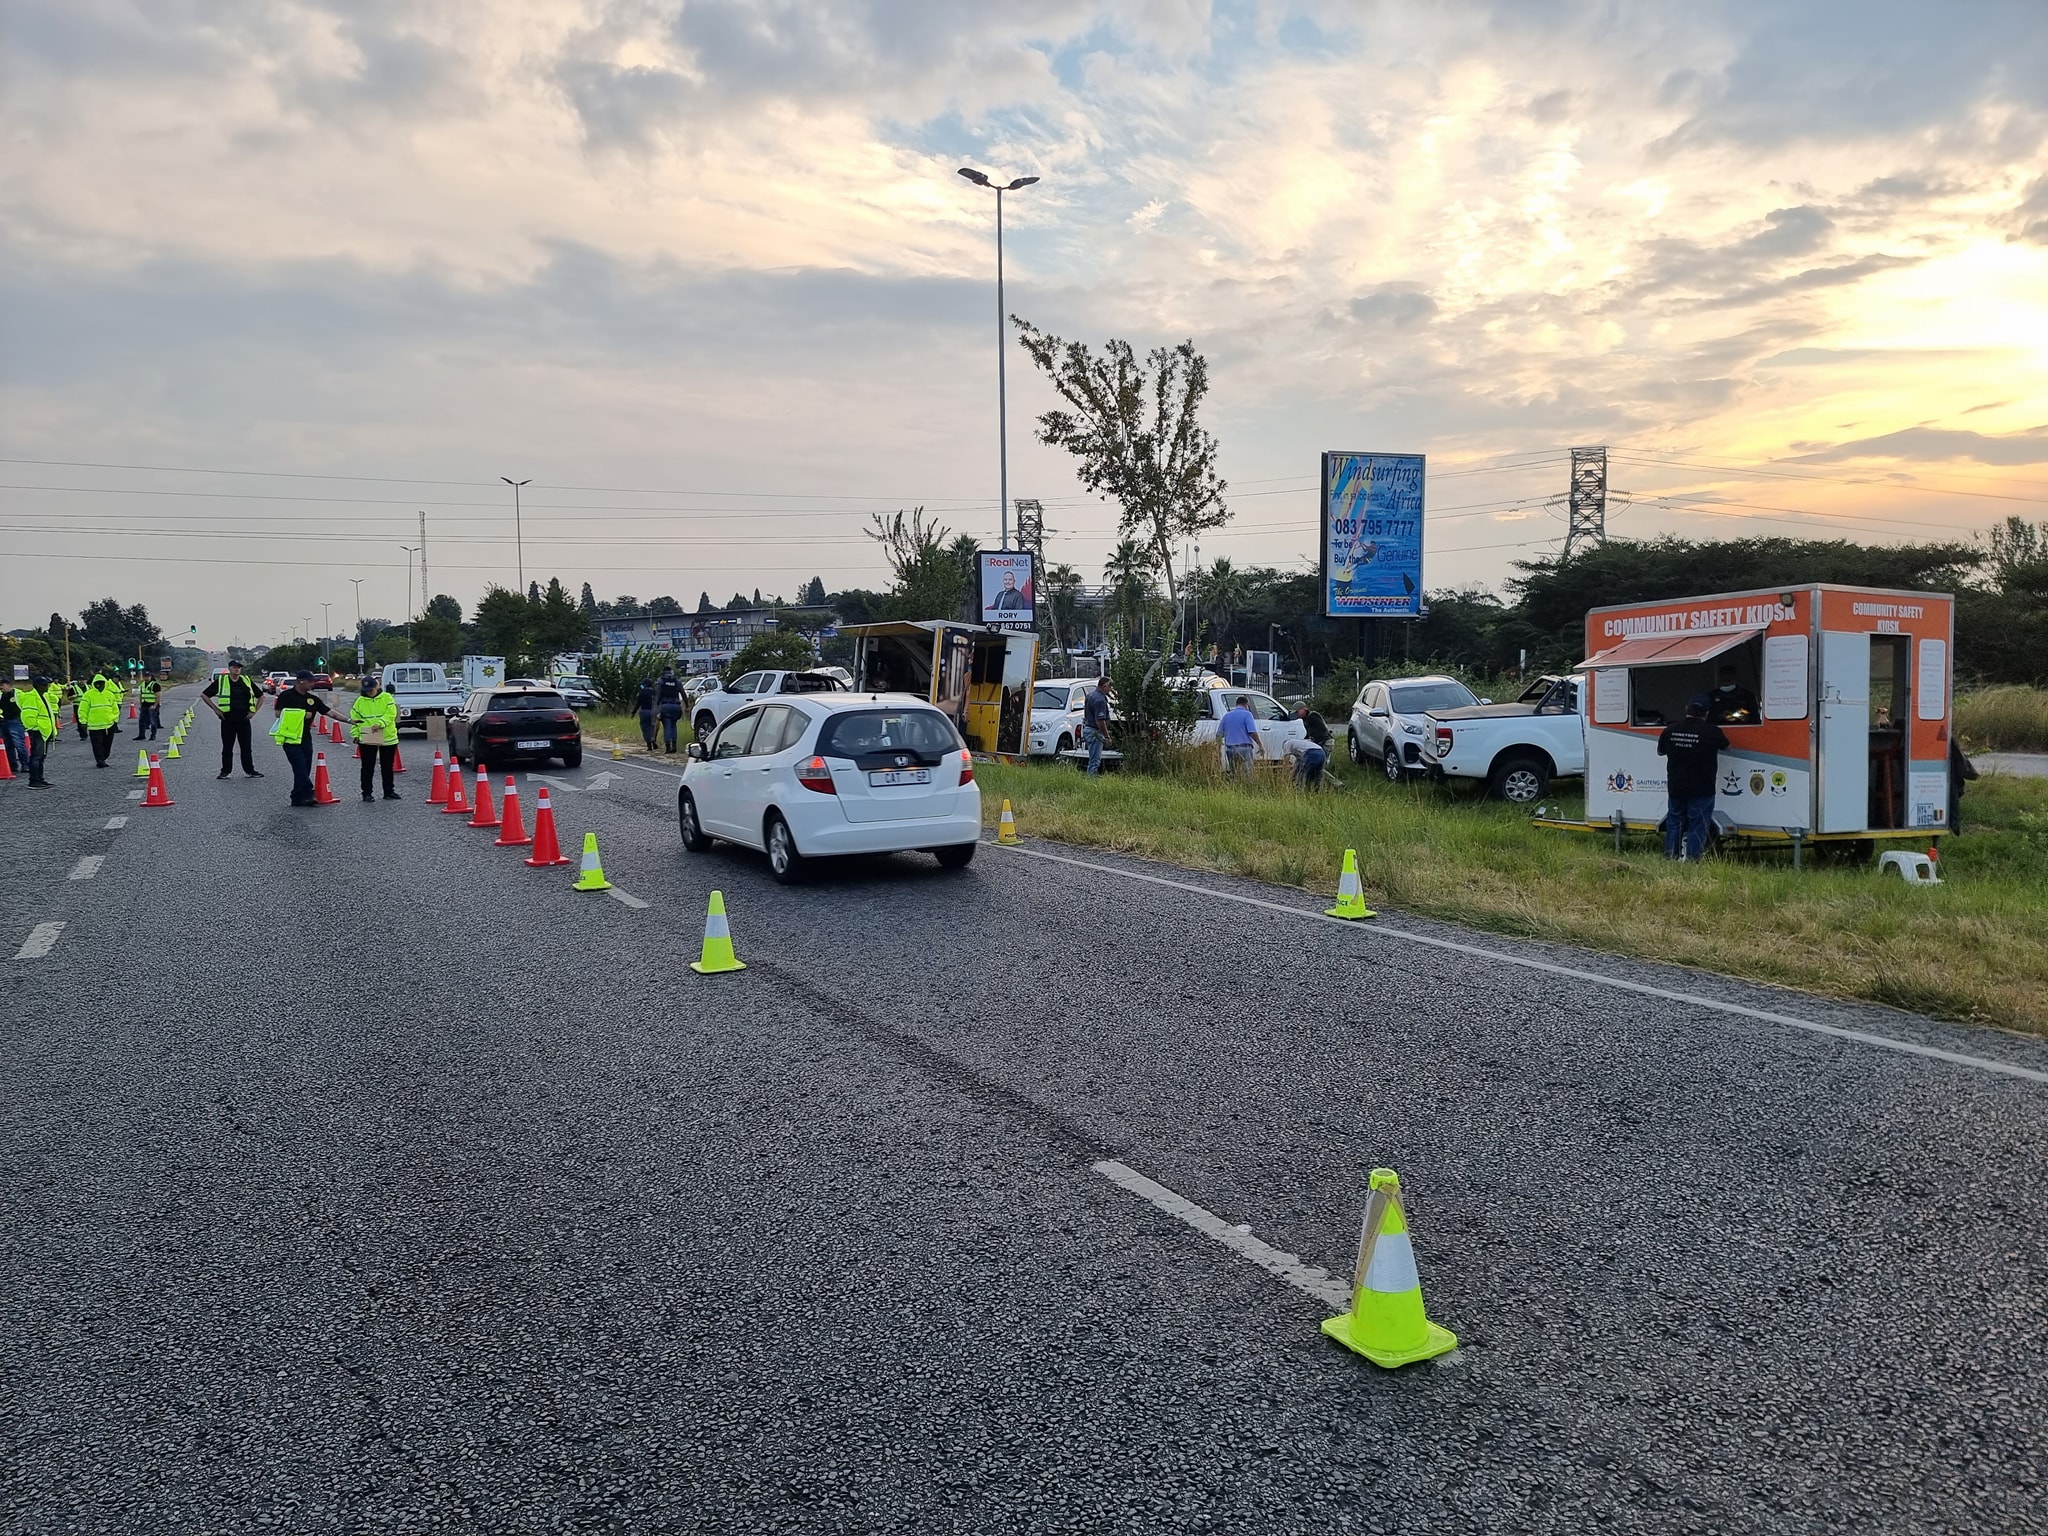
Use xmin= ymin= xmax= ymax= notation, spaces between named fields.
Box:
xmin=1425 ymin=673 xmax=1587 ymax=802
xmin=379 ymin=662 xmax=466 ymax=732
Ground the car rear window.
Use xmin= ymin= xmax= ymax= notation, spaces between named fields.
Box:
xmin=815 ymin=708 xmax=960 ymax=759
xmin=785 ymin=673 xmax=843 ymax=693
xmin=1390 ymin=681 xmax=1479 ymax=713
xmin=490 ymin=692 xmax=567 ymax=712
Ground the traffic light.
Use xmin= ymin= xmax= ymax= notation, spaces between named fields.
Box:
xmin=316 ymin=655 xmax=326 ymax=667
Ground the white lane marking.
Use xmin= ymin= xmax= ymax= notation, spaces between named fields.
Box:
xmin=13 ymin=921 xmax=66 ymax=960
xmin=104 ymin=816 xmax=127 ymax=830
xmin=537 ymin=770 xmax=626 ymax=792
xmin=625 ymin=761 xmax=687 ymax=781
xmin=68 ymin=856 xmax=103 ymax=881
xmin=125 ymin=789 xmax=143 ymax=800
xmin=606 ymin=886 xmax=649 ymax=909
xmin=1093 ymin=1159 xmax=1351 ymax=1311
xmin=1000 ymin=844 xmax=2048 ymax=1088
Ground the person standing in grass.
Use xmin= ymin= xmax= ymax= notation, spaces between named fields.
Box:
xmin=1082 ymin=677 xmax=1113 ymax=775
xmin=1657 ymin=695 xmax=1728 ymax=861
xmin=1219 ymin=695 xmax=1260 ymax=781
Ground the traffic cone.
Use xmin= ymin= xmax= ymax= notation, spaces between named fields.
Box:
xmin=468 ymin=767 xmax=500 ymax=829
xmin=1321 ymin=1168 xmax=1458 ymax=1369
xmin=571 ymin=832 xmax=611 ymax=892
xmin=441 ymin=761 xmax=470 ymax=815
xmin=312 ymin=752 xmax=339 ymax=805
xmin=165 ymin=735 xmax=180 ymax=759
xmin=611 ymin=742 xmax=623 ymax=760
xmin=428 ymin=750 xmax=448 ymax=803
xmin=1325 ymin=849 xmax=1376 ymax=920
xmin=525 ymin=787 xmax=571 ymax=866
xmin=0 ymin=745 xmax=13 ymax=780
xmin=392 ymin=744 xmax=405 ymax=774
xmin=688 ymin=891 xmax=746 ymax=974
xmin=134 ymin=747 xmax=151 ymax=778
xmin=494 ymin=776 xmax=530 ymax=847
xmin=128 ymin=701 xmax=137 ymax=720
xmin=140 ymin=754 xmax=174 ymax=808
xmin=997 ymin=799 xmax=1019 ymax=844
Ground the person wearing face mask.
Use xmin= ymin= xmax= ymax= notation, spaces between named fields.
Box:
xmin=1706 ymin=663 xmax=1759 ymax=725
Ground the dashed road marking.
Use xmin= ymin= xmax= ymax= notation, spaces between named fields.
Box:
xmin=125 ymin=790 xmax=143 ymax=800
xmin=68 ymin=856 xmax=103 ymax=881
xmin=607 ymin=886 xmax=649 ymax=909
xmin=1093 ymin=1159 xmax=1350 ymax=1311
xmin=104 ymin=816 xmax=127 ymax=830
xmin=12 ymin=922 xmax=66 ymax=960
xmin=999 ymin=843 xmax=2048 ymax=1088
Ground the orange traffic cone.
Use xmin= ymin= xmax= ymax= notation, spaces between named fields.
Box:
xmin=392 ymin=744 xmax=405 ymax=774
xmin=0 ymin=743 xmax=13 ymax=780
xmin=428 ymin=749 xmax=448 ymax=803
xmin=128 ymin=701 xmax=138 ymax=720
xmin=312 ymin=752 xmax=340 ymax=805
xmin=524 ymin=786 xmax=571 ymax=865
xmin=442 ymin=761 xmax=469 ymax=814
xmin=141 ymin=754 xmax=174 ymax=807
xmin=495 ymin=776 xmax=531 ymax=847
xmin=468 ymin=767 xmax=500 ymax=829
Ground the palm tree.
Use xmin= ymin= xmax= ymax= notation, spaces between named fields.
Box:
xmin=1103 ymin=539 xmax=1157 ymax=646
xmin=1043 ymin=563 xmax=1085 ymax=653
xmin=1197 ymin=556 xmax=1251 ymax=656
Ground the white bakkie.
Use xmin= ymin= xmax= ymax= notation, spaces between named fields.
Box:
xmin=678 ymin=695 xmax=981 ymax=884
xmin=1425 ymin=673 xmax=1589 ymax=803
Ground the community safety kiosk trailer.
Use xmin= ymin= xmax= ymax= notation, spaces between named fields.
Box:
xmin=1577 ymin=584 xmax=1956 ymax=845
xmin=838 ymin=620 xmax=1038 ymax=757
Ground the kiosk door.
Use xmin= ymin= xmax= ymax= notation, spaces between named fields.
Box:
xmin=1817 ymin=630 xmax=1870 ymax=833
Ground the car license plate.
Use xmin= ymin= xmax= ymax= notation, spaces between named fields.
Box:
xmin=516 ymin=738 xmax=550 ymax=750
xmin=868 ymin=768 xmax=930 ymax=787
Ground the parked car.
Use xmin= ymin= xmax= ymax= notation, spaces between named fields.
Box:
xmin=690 ymin=669 xmax=848 ymax=742
xmin=1425 ymin=674 xmax=1586 ymax=802
xmin=1348 ymin=674 xmax=1483 ymax=781
xmin=1026 ymin=678 xmax=1110 ymax=758
xmin=552 ymin=674 xmax=599 ymax=711
xmin=1187 ymin=688 xmax=1302 ymax=761
xmin=448 ymin=686 xmax=583 ymax=769
xmin=679 ymin=695 xmax=979 ymax=884
xmin=264 ymin=670 xmax=293 ymax=695
xmin=379 ymin=662 xmax=465 ymax=732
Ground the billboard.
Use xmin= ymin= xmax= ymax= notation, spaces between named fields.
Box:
xmin=978 ymin=550 xmax=1035 ymax=627
xmin=1321 ymin=452 xmax=1425 ymax=618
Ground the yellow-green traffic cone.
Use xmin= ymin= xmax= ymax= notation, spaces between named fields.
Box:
xmin=571 ymin=832 xmax=611 ymax=892
xmin=134 ymin=747 xmax=151 ymax=778
xmin=997 ymin=799 xmax=1019 ymax=844
xmin=689 ymin=890 xmax=746 ymax=974
xmin=1322 ymin=1168 xmax=1459 ymax=1368
xmin=165 ymin=736 xmax=180 ymax=759
xmin=1325 ymin=848 xmax=1376 ymax=919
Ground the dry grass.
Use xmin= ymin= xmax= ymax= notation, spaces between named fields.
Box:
xmin=981 ymin=756 xmax=2048 ymax=1035
xmin=1956 ymin=685 xmax=2048 ymax=753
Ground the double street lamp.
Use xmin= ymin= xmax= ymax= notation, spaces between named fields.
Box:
xmin=957 ymin=167 xmax=1040 ymax=552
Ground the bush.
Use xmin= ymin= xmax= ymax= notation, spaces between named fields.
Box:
xmin=722 ymin=630 xmax=817 ymax=683
xmin=1956 ymin=686 xmax=2048 ymax=752
xmin=1103 ymin=648 xmax=1202 ymax=774
xmin=586 ymin=646 xmax=673 ymax=713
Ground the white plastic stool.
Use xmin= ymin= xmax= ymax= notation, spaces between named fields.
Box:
xmin=1879 ymin=850 xmax=1941 ymax=885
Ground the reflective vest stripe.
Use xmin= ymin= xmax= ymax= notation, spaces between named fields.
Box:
xmin=1362 ymin=1231 xmax=1420 ymax=1294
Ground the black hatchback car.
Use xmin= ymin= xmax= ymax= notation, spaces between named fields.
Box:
xmin=448 ymin=686 xmax=582 ymax=769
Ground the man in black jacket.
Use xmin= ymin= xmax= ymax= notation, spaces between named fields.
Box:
xmin=202 ymin=661 xmax=265 ymax=779
xmin=1657 ymin=695 xmax=1729 ymax=861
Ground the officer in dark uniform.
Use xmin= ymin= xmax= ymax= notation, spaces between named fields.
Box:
xmin=1707 ymin=663 xmax=1760 ymax=725
xmin=203 ymin=660 xmax=265 ymax=779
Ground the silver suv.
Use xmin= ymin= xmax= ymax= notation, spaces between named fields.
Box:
xmin=1348 ymin=674 xmax=1482 ymax=781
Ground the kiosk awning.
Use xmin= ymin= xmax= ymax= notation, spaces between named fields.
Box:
xmin=1579 ymin=627 xmax=1764 ymax=669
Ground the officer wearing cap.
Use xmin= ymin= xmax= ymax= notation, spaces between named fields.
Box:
xmin=1656 ymin=694 xmax=1730 ymax=861
xmin=270 ymin=670 xmax=333 ymax=807
xmin=203 ymin=659 xmax=264 ymax=779
xmin=18 ymin=671 xmax=59 ymax=788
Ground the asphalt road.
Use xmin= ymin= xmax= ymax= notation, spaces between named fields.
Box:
xmin=5 ymin=686 xmax=2046 ymax=1534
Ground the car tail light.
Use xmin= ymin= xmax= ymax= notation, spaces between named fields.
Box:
xmin=796 ymin=754 xmax=836 ymax=794
xmin=552 ymin=712 xmax=576 ymax=724
xmin=958 ymin=749 xmax=975 ymax=786
xmin=1433 ymin=725 xmax=1453 ymax=758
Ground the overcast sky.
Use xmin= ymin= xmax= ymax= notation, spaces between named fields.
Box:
xmin=4 ymin=0 xmax=2045 ymax=648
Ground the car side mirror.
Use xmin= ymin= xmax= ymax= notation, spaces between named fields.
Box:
xmin=1367 ymin=709 xmax=1388 ymax=719
xmin=686 ymin=742 xmax=707 ymax=760
xmin=1479 ymin=697 xmax=1493 ymax=705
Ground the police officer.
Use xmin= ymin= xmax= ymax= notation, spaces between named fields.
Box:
xmin=81 ymin=671 xmax=121 ymax=767
xmin=203 ymin=660 xmax=264 ymax=779
xmin=271 ymin=670 xmax=333 ymax=806
xmin=18 ymin=673 xmax=59 ymax=788
xmin=350 ymin=672 xmax=401 ymax=801
xmin=138 ymin=675 xmax=160 ymax=740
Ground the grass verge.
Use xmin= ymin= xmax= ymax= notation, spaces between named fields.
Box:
xmin=979 ymin=754 xmax=2048 ymax=1036
xmin=1956 ymin=685 xmax=2048 ymax=753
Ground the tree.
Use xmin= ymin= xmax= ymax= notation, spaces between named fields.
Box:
xmin=1102 ymin=538 xmax=1159 ymax=641
xmin=1013 ymin=317 xmax=1230 ymax=609
xmin=527 ymin=580 xmax=541 ymax=603
xmin=356 ymin=617 xmax=393 ymax=646
xmin=801 ymin=576 xmax=828 ymax=606
xmin=586 ymin=646 xmax=673 ymax=713
xmin=865 ymin=507 xmax=966 ymax=621
xmin=723 ymin=629 xmax=817 ymax=682
xmin=647 ymin=595 xmax=684 ymax=617
xmin=529 ymin=577 xmax=594 ymax=659
xmin=697 ymin=592 xmax=714 ymax=613
xmin=1042 ymin=563 xmax=1085 ymax=653
xmin=579 ymin=582 xmax=599 ymax=614
xmin=411 ymin=614 xmax=462 ymax=665
xmin=1193 ymin=556 xmax=1251 ymax=653
xmin=946 ymin=534 xmax=982 ymax=621
xmin=424 ymin=593 xmax=464 ymax=624
xmin=752 ymin=588 xmax=763 ymax=607
xmin=473 ymin=585 xmax=533 ymax=664
xmin=725 ymin=593 xmax=751 ymax=611
xmin=369 ymin=631 xmax=413 ymax=667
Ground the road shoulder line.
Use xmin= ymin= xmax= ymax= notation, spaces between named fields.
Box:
xmin=12 ymin=921 xmax=66 ymax=960
xmin=997 ymin=843 xmax=2048 ymax=1087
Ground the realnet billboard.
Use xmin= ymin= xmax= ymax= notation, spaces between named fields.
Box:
xmin=1320 ymin=451 xmax=1425 ymax=618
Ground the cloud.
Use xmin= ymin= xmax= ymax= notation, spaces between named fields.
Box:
xmin=1793 ymin=427 xmax=2048 ymax=466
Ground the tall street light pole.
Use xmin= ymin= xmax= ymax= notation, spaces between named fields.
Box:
xmin=350 ymin=577 xmax=366 ymax=672
xmin=502 ymin=478 xmax=531 ymax=592
xmin=400 ymin=547 xmax=419 ymax=632
xmin=320 ymin=604 xmax=332 ymax=659
xmin=957 ymin=167 xmax=1040 ymax=552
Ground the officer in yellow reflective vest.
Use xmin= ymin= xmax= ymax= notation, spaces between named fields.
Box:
xmin=17 ymin=672 xmax=59 ymax=788
xmin=270 ymin=670 xmax=333 ymax=806
xmin=81 ymin=672 xmax=122 ymax=767
xmin=350 ymin=672 xmax=401 ymax=801
xmin=138 ymin=676 xmax=161 ymax=741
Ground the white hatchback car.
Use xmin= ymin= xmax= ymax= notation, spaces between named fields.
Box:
xmin=678 ymin=694 xmax=981 ymax=883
